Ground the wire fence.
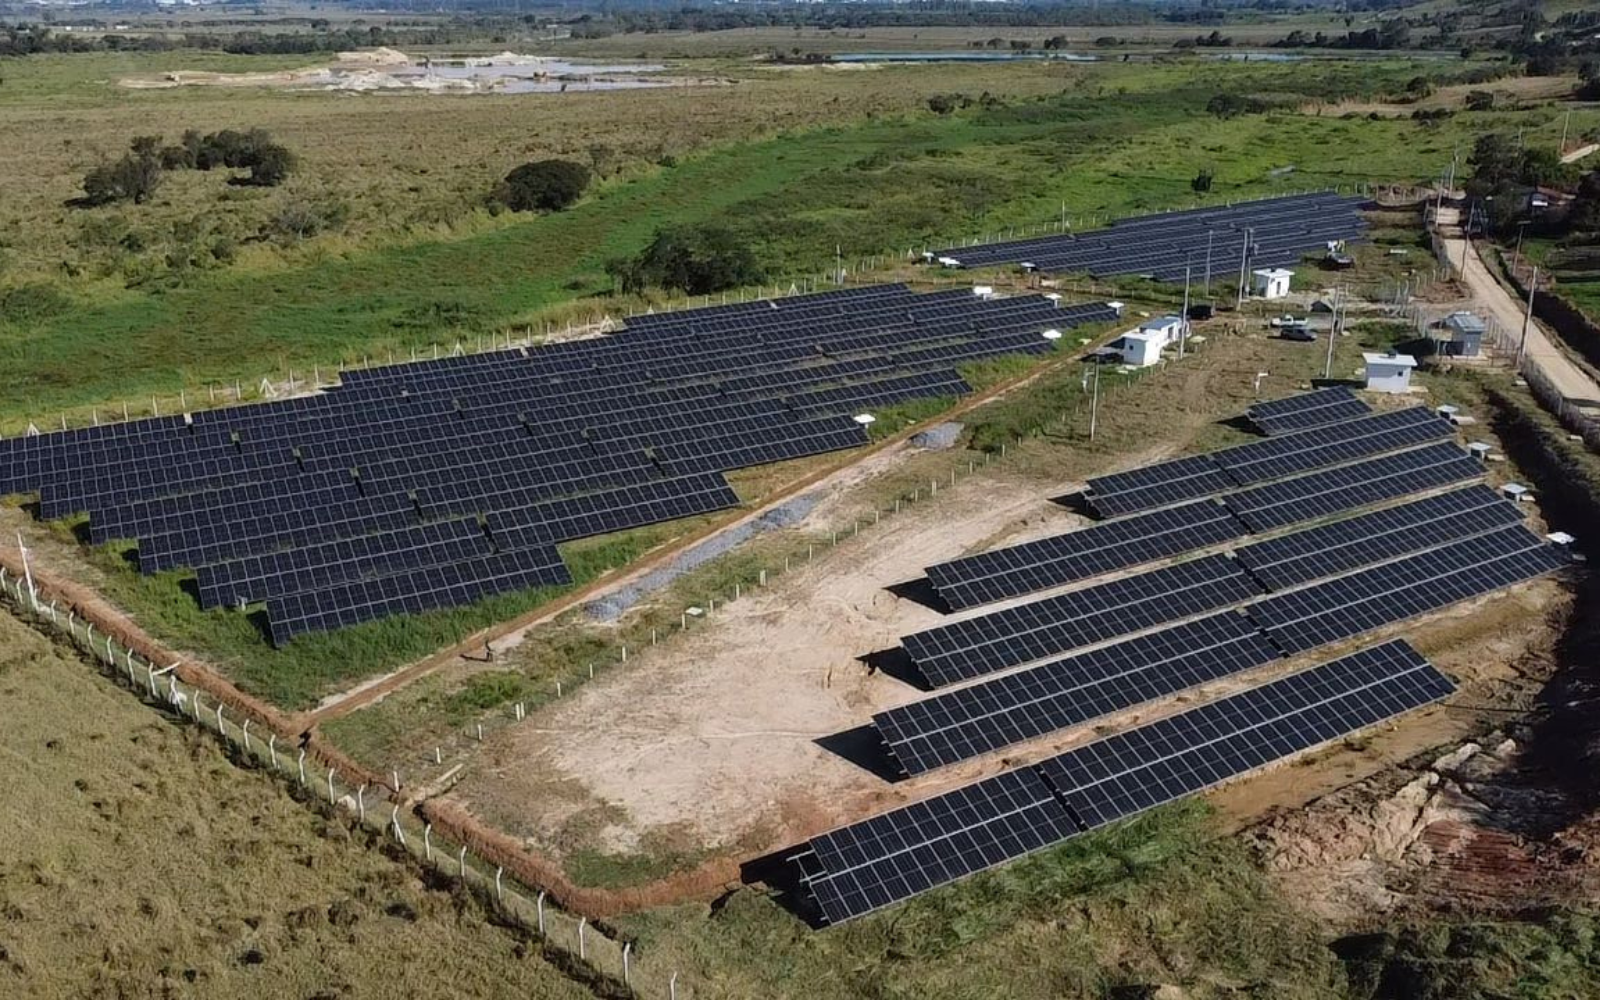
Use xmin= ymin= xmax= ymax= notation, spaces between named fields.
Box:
xmin=0 ymin=569 xmax=692 ymax=1000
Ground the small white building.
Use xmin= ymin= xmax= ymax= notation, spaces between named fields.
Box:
xmin=1117 ymin=331 xmax=1165 ymax=367
xmin=1252 ymin=268 xmax=1294 ymax=300
xmin=1363 ymin=351 xmax=1418 ymax=394
xmin=1137 ymin=315 xmax=1185 ymax=347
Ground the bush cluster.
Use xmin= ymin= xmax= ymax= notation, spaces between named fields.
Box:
xmin=80 ymin=129 xmax=295 ymax=207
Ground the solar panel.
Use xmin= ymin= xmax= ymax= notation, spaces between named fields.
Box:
xmin=924 ymin=500 xmax=1246 ymax=611
xmin=799 ymin=637 xmax=1449 ymax=924
xmin=1087 ymin=453 xmax=1224 ymax=498
xmin=1214 ymin=407 xmax=1454 ymax=486
xmin=1038 ymin=640 xmax=1454 ymax=829
xmin=1085 ymin=469 xmax=1238 ymax=518
xmin=876 ymin=611 xmax=1280 ymax=775
xmin=1246 ymin=525 xmax=1565 ymax=653
xmin=1251 ymin=396 xmax=1373 ymax=436
xmin=1223 ymin=442 xmax=1483 ymax=532
xmin=1233 ymin=485 xmax=1525 ymax=591
xmin=929 ymin=193 xmax=1366 ymax=285
xmin=1245 ymin=386 xmax=1359 ymax=421
xmin=902 ymin=554 xmax=1264 ymax=687
xmin=801 ymin=768 xmax=1076 ymax=925
xmin=266 ymin=546 xmax=570 ymax=646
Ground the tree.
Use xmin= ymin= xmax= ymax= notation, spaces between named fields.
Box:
xmin=1206 ymin=93 xmax=1264 ymax=119
xmin=243 ymin=142 xmax=295 ymax=186
xmin=492 ymin=159 xmax=591 ymax=213
xmin=608 ymin=225 xmax=763 ymax=296
xmin=1568 ymin=171 xmax=1600 ymax=233
xmin=1464 ymin=90 xmax=1496 ymax=112
xmin=927 ymin=93 xmax=957 ymax=115
xmin=81 ymin=147 xmax=161 ymax=206
xmin=1191 ymin=169 xmax=1214 ymax=194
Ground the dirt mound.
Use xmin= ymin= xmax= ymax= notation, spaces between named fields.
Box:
xmin=334 ymin=47 xmax=412 ymax=67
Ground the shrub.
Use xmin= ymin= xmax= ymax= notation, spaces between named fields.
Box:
xmin=492 ymin=159 xmax=591 ymax=213
xmin=607 ymin=224 xmax=763 ymax=296
xmin=81 ymin=151 xmax=161 ymax=206
xmin=0 ymin=282 xmax=70 ymax=324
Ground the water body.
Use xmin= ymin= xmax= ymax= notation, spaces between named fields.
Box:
xmin=387 ymin=57 xmax=670 ymax=94
xmin=832 ymin=51 xmax=1101 ymax=63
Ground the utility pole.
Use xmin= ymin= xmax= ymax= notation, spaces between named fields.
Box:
xmin=1511 ymin=220 xmax=1531 ymax=276
xmin=1083 ymin=364 xmax=1102 ymax=441
xmin=1516 ymin=267 xmax=1539 ymax=369
xmin=1561 ymin=109 xmax=1572 ymax=156
xmin=1235 ymin=228 xmax=1252 ymax=310
xmin=1323 ymin=285 xmax=1342 ymax=381
xmin=1179 ymin=260 xmax=1192 ymax=359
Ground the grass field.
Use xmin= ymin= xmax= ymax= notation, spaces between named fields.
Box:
xmin=0 ymin=609 xmax=590 ymax=999
xmin=1525 ymin=238 xmax=1600 ymax=329
xmin=0 ymin=52 xmax=1552 ymax=434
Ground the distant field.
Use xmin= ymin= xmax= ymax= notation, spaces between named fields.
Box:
xmin=0 ymin=54 xmax=1543 ymax=434
xmin=0 ymin=609 xmax=588 ymax=999
xmin=541 ymin=19 xmax=1363 ymax=60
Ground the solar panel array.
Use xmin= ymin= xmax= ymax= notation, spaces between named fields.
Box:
xmin=902 ymin=554 xmax=1265 ymax=687
xmin=1037 ymin=640 xmax=1452 ymax=828
xmin=1232 ymin=485 xmax=1524 ymax=591
xmin=0 ymin=284 xmax=1118 ymax=645
xmin=923 ymin=500 xmax=1247 ymax=611
xmin=1246 ymin=386 xmax=1372 ymax=436
xmin=929 ymin=191 xmax=1366 ymax=283
xmin=793 ymin=381 xmax=1573 ymax=925
xmin=798 ymin=641 xmax=1454 ymax=924
xmin=1085 ymin=406 xmax=1457 ymax=518
xmin=876 ymin=611 xmax=1279 ymax=775
xmin=1246 ymin=523 xmax=1566 ymax=654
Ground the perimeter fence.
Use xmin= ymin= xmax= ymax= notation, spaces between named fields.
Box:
xmin=0 ymin=569 xmax=693 ymax=1000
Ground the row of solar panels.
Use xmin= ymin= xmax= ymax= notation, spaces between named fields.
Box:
xmin=877 ymin=489 xmax=1553 ymax=777
xmin=1 ymin=284 xmax=1119 ymax=646
xmin=11 ymin=297 xmax=1090 ymax=499
xmin=788 ymin=389 xmax=1568 ymax=925
xmin=797 ymin=640 xmax=1452 ymax=925
xmin=924 ymin=404 xmax=1467 ymax=615
xmin=929 ymin=191 xmax=1365 ymax=282
xmin=1084 ymin=405 xmax=1460 ymax=519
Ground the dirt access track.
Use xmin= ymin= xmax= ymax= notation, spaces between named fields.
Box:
xmin=1439 ymin=205 xmax=1600 ymax=408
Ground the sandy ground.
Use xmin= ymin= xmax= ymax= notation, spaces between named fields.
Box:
xmin=454 ymin=463 xmax=1099 ymax=856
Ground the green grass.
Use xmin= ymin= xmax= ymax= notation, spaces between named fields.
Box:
xmin=617 ymin=802 xmax=1349 ymax=1000
xmin=0 ymin=57 xmax=1531 ymax=434
xmin=1525 ymin=238 xmax=1600 ymax=330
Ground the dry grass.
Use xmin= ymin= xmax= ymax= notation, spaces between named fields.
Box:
xmin=0 ymin=609 xmax=592 ymax=1000
xmin=0 ymin=52 xmax=1078 ymax=283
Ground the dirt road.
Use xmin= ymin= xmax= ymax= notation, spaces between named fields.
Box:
xmin=1438 ymin=206 xmax=1600 ymax=407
